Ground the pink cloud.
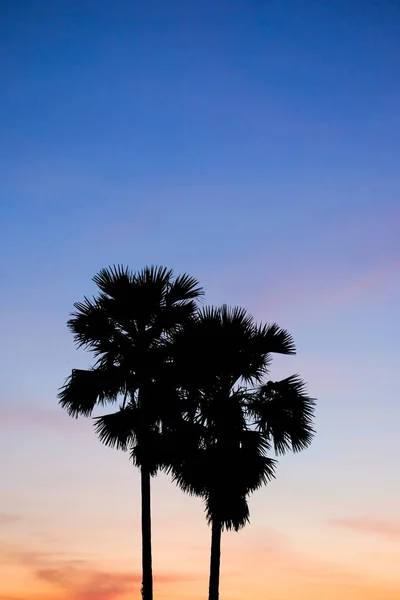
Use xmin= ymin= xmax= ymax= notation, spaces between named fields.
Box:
xmin=0 ymin=404 xmax=88 ymax=435
xmin=318 ymin=260 xmax=400 ymax=310
xmin=245 ymin=255 xmax=400 ymax=326
xmin=2 ymin=533 xmax=400 ymax=600
xmin=330 ymin=517 xmax=400 ymax=541
xmin=1 ymin=546 xmax=201 ymax=600
xmin=0 ymin=514 xmax=20 ymax=526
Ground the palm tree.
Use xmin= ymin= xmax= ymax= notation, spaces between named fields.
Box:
xmin=166 ymin=305 xmax=315 ymax=600
xmin=58 ymin=265 xmax=204 ymax=600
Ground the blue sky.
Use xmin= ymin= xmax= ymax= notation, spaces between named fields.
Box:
xmin=0 ymin=2 xmax=399 ymax=599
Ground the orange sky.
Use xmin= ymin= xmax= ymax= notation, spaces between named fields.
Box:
xmin=2 ymin=534 xmax=400 ymax=600
xmin=2 ymin=462 xmax=400 ymax=600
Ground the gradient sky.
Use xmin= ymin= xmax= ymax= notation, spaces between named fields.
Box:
xmin=1 ymin=1 xmax=400 ymax=599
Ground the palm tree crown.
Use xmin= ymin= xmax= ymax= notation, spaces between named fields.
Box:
xmin=59 ymin=265 xmax=203 ymax=418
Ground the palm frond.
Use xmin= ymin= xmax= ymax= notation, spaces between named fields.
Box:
xmin=130 ymin=427 xmax=171 ymax=476
xmin=153 ymin=300 xmax=199 ymax=336
xmin=134 ymin=265 xmax=173 ymax=287
xmin=205 ymin=494 xmax=250 ymax=532
xmin=237 ymin=453 xmax=277 ymax=491
xmin=94 ymin=405 xmax=139 ymax=450
xmin=92 ymin=265 xmax=133 ymax=298
xmin=248 ymin=375 xmax=316 ymax=455
xmin=199 ymin=305 xmax=221 ymax=321
xmin=167 ymin=273 xmax=204 ymax=304
xmin=220 ymin=304 xmax=255 ymax=331
xmin=58 ymin=368 xmax=123 ymax=417
xmin=68 ymin=294 xmax=113 ymax=350
xmin=256 ymin=322 xmax=296 ymax=355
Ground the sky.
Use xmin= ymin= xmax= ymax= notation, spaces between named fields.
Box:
xmin=0 ymin=0 xmax=399 ymax=598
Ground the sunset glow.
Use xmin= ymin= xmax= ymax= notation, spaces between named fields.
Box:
xmin=1 ymin=1 xmax=399 ymax=599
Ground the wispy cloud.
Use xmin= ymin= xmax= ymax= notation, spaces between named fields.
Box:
xmin=0 ymin=404 xmax=88 ymax=435
xmin=1 ymin=546 xmax=201 ymax=600
xmin=0 ymin=514 xmax=20 ymax=526
xmin=258 ymin=259 xmax=400 ymax=322
xmin=329 ymin=517 xmax=400 ymax=541
xmin=2 ymin=532 xmax=400 ymax=600
xmin=318 ymin=260 xmax=400 ymax=311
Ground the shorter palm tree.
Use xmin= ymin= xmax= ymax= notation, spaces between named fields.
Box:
xmin=165 ymin=305 xmax=315 ymax=600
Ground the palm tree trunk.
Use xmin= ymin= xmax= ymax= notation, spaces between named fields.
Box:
xmin=208 ymin=518 xmax=222 ymax=600
xmin=141 ymin=466 xmax=153 ymax=600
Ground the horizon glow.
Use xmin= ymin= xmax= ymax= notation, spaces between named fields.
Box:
xmin=1 ymin=1 xmax=399 ymax=599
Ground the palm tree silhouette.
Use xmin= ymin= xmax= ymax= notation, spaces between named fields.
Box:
xmin=166 ymin=305 xmax=315 ymax=600
xmin=58 ymin=265 xmax=203 ymax=600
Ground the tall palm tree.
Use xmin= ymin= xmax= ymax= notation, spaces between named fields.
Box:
xmin=166 ymin=305 xmax=315 ymax=600
xmin=58 ymin=265 xmax=204 ymax=600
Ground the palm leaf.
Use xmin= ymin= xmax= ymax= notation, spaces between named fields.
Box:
xmin=68 ymin=294 xmax=113 ymax=350
xmin=256 ymin=322 xmax=296 ymax=355
xmin=248 ymin=375 xmax=316 ymax=454
xmin=94 ymin=404 xmax=140 ymax=450
xmin=58 ymin=368 xmax=123 ymax=417
xmin=92 ymin=265 xmax=133 ymax=298
xmin=205 ymin=493 xmax=250 ymax=532
xmin=134 ymin=265 xmax=173 ymax=286
xmin=166 ymin=273 xmax=204 ymax=304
